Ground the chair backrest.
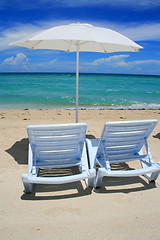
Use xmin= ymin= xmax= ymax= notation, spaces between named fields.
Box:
xmin=96 ymin=119 xmax=157 ymax=162
xmin=27 ymin=123 xmax=87 ymax=168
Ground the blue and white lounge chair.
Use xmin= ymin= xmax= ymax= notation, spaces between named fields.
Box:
xmin=22 ymin=123 xmax=96 ymax=193
xmin=87 ymin=120 xmax=160 ymax=188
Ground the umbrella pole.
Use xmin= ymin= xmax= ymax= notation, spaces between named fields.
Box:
xmin=76 ymin=47 xmax=79 ymax=123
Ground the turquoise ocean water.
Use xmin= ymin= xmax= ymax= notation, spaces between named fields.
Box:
xmin=0 ymin=73 xmax=160 ymax=109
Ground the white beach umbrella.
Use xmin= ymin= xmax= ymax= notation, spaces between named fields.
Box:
xmin=10 ymin=23 xmax=143 ymax=122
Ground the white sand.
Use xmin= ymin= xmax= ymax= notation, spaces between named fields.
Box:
xmin=0 ymin=109 xmax=160 ymax=240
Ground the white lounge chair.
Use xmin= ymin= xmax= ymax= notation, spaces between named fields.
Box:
xmin=22 ymin=123 xmax=96 ymax=193
xmin=87 ymin=120 xmax=160 ymax=188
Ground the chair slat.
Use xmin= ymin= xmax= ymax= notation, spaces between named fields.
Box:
xmin=27 ymin=123 xmax=87 ymax=168
xmin=96 ymin=119 xmax=158 ymax=162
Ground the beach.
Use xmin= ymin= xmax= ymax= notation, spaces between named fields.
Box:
xmin=1 ymin=108 xmax=160 ymax=240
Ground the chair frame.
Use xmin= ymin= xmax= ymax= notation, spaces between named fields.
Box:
xmin=87 ymin=120 xmax=160 ymax=188
xmin=22 ymin=123 xmax=96 ymax=193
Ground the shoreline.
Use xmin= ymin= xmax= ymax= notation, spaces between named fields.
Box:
xmin=0 ymin=104 xmax=160 ymax=110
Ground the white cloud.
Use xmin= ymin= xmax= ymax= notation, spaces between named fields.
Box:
xmin=92 ymin=55 xmax=129 ymax=65
xmin=92 ymin=21 xmax=160 ymax=41
xmin=102 ymin=0 xmax=160 ymax=10
xmin=35 ymin=58 xmax=58 ymax=69
xmin=126 ymin=59 xmax=160 ymax=66
xmin=0 ymin=23 xmax=42 ymax=51
xmin=0 ymin=20 xmax=74 ymax=51
xmin=119 ymin=23 xmax=160 ymax=41
xmin=92 ymin=55 xmax=160 ymax=68
xmin=0 ymin=0 xmax=160 ymax=10
xmin=2 ymin=53 xmax=28 ymax=65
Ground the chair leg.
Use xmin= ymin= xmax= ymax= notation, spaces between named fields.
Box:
xmin=85 ymin=169 xmax=96 ymax=188
xmin=149 ymin=163 xmax=160 ymax=181
xmin=141 ymin=161 xmax=160 ymax=182
xmin=149 ymin=171 xmax=160 ymax=181
xmin=22 ymin=174 xmax=33 ymax=193
xmin=95 ymin=168 xmax=105 ymax=188
xmin=87 ymin=176 xmax=95 ymax=188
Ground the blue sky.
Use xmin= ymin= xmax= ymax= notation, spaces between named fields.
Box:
xmin=0 ymin=0 xmax=160 ymax=75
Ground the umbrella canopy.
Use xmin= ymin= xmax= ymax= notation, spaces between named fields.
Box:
xmin=10 ymin=23 xmax=143 ymax=122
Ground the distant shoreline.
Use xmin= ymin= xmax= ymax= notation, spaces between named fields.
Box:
xmin=0 ymin=72 xmax=160 ymax=77
xmin=0 ymin=105 xmax=160 ymax=110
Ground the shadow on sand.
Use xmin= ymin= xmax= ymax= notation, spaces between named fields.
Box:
xmin=153 ymin=132 xmax=160 ymax=140
xmin=94 ymin=176 xmax=156 ymax=194
xmin=94 ymin=162 xmax=157 ymax=194
xmin=21 ymin=181 xmax=93 ymax=201
xmin=6 ymin=138 xmax=29 ymax=165
xmin=5 ymin=134 xmax=157 ymax=199
xmin=5 ymin=134 xmax=96 ymax=165
xmin=6 ymin=137 xmax=93 ymax=200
